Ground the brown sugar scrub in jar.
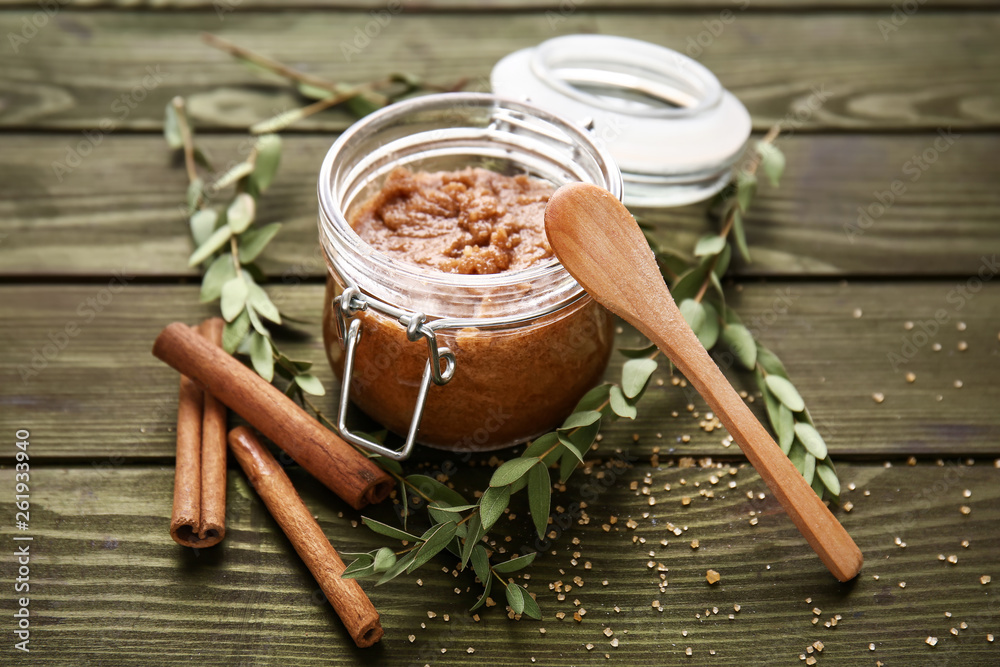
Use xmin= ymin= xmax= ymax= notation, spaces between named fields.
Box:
xmin=317 ymin=93 xmax=623 ymax=456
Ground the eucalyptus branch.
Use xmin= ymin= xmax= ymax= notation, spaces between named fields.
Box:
xmin=647 ymin=128 xmax=840 ymax=500
xmin=202 ymin=32 xmax=466 ymax=136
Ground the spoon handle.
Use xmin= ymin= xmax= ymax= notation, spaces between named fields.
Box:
xmin=639 ymin=296 xmax=863 ymax=582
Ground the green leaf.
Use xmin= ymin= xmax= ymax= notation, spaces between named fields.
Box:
xmin=694 ymin=235 xmax=726 ymax=257
xmin=251 ymin=107 xmax=310 ymax=135
xmin=801 ymin=452 xmax=816 ymax=486
xmin=220 ymin=277 xmax=248 ymax=322
xmin=427 ymin=503 xmax=478 ymax=514
xmin=777 ymin=405 xmax=795 ymax=454
xmin=655 ymin=247 xmax=693 ymax=281
xmin=561 ymin=410 xmax=601 ymax=431
xmin=294 ymin=373 xmax=325 ymax=396
xmin=573 ymin=383 xmax=613 ymax=418
xmin=756 ymin=346 xmax=789 ymax=379
xmin=222 ymin=309 xmax=250 ymax=354
xmin=471 ymin=544 xmax=491 ymax=585
xmin=251 ymin=134 xmax=282 ymax=192
xmin=731 ymin=208 xmax=751 ymax=263
xmin=756 ymin=141 xmax=785 ymax=187
xmin=405 ymin=474 xmax=469 ymax=507
xmin=200 ymin=253 xmax=236 ymax=303
xmin=505 ymin=583 xmax=526 ymax=614
xmin=787 ymin=440 xmax=807 ymax=474
xmin=188 ymin=225 xmax=233 ymax=266
xmin=470 ymin=575 xmax=492 ymax=612
xmin=793 ymin=422 xmax=828 ymax=459
xmin=479 ymin=485 xmax=510 ymax=532
xmin=608 ymin=384 xmax=637 ymax=420
xmin=622 ymin=358 xmax=658 ymax=399
xmin=193 ymin=147 xmax=213 ymax=171
xmin=490 ymin=457 xmax=538 ymax=487
xmin=558 ymin=447 xmax=581 ymax=483
xmin=212 ymin=160 xmax=254 ymax=192
xmin=812 ymin=471 xmax=826 ymax=499
xmin=226 ymin=193 xmax=256 ymax=234
xmin=246 ymin=282 xmax=281 ymax=324
xmin=375 ymin=551 xmax=415 ymax=586
xmin=669 ymin=263 xmax=711 ymax=303
xmin=713 ymin=243 xmax=732 ymax=278
xmin=617 ymin=343 xmax=658 ymax=359
xmin=522 ymin=432 xmax=562 ymax=467
xmin=527 ymin=464 xmax=551 ymax=539
xmin=341 ymin=558 xmax=376 ymax=580
xmin=189 ymin=207 xmax=216 ymax=246
xmin=391 ymin=71 xmax=424 ymax=89
xmin=493 ymin=552 xmax=536 ymax=575
xmin=679 ymin=298 xmax=706 ymax=334
xmin=246 ymin=304 xmax=269 ymax=336
xmin=248 ymin=331 xmax=274 ymax=382
xmin=186 ymin=178 xmax=204 ymax=214
xmin=816 ymin=461 xmax=841 ymax=497
xmin=408 ymin=521 xmax=458 ymax=573
xmin=164 ymin=102 xmax=183 ymax=149
xmin=520 ymin=591 xmax=542 ymax=620
xmin=721 ymin=323 xmax=757 ymax=370
xmin=557 ymin=409 xmax=600 ymax=464
xmin=238 ymin=222 xmax=282 ymax=263
xmin=361 ymin=517 xmax=420 ymax=543
xmin=373 ymin=546 xmax=397 ymax=573
xmin=297 ymin=82 xmax=335 ymax=100
xmin=342 ymin=87 xmax=387 ymax=117
xmin=764 ymin=374 xmax=805 ymax=412
xmin=461 ymin=513 xmax=483 ymax=569
xmin=736 ymin=170 xmax=757 ymax=213
xmin=698 ymin=301 xmax=721 ymax=349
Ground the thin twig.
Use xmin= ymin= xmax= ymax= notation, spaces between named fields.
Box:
xmin=202 ymin=33 xmax=341 ymax=93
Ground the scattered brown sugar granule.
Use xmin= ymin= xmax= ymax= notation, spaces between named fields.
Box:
xmin=905 ymin=372 xmax=916 ymax=383
xmin=981 ymin=575 xmax=992 ymax=585
xmin=706 ymin=569 xmax=721 ymax=585
xmin=960 ymin=506 xmax=972 ymax=515
xmin=926 ymin=636 xmax=938 ymax=647
xmin=872 ymin=392 xmax=885 ymax=404
xmin=690 ymin=539 xmax=700 ymax=549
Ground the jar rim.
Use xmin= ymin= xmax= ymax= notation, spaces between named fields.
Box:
xmin=317 ymin=92 xmax=623 ymax=325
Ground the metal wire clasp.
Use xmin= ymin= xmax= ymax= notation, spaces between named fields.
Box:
xmin=333 ymin=285 xmax=457 ymax=461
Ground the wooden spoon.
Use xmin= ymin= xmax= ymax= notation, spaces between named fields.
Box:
xmin=545 ymin=182 xmax=863 ymax=582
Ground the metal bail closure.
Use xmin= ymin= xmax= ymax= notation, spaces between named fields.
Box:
xmin=333 ymin=287 xmax=457 ymax=461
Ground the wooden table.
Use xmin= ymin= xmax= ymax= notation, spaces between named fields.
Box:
xmin=1 ymin=2 xmax=998 ymax=665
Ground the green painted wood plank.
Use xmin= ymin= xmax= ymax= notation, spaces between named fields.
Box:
xmin=1 ymin=461 xmax=997 ymax=664
xmin=1 ymin=11 xmax=998 ymax=131
xmin=1 ymin=133 xmax=997 ymax=279
xmin=2 ymin=282 xmax=998 ymax=461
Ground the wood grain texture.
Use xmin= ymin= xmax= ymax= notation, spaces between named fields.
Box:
xmin=2 ymin=133 xmax=998 ymax=279
xmin=3 ymin=282 xmax=998 ymax=461
xmin=3 ymin=0 xmax=999 ymax=9
xmin=1 ymin=461 xmax=996 ymax=664
xmin=1 ymin=11 xmax=999 ymax=132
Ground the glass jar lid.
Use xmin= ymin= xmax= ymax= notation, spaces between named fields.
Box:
xmin=491 ymin=34 xmax=751 ymax=207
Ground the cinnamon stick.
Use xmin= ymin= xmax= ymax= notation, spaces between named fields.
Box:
xmin=169 ymin=319 xmax=229 ymax=548
xmin=170 ymin=372 xmax=204 ymax=546
xmin=228 ymin=427 xmax=383 ymax=648
xmin=152 ymin=322 xmax=393 ymax=509
xmin=196 ymin=318 xmax=228 ymax=543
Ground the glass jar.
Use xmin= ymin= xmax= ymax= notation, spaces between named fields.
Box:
xmin=317 ymin=93 xmax=622 ymax=459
